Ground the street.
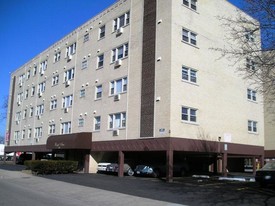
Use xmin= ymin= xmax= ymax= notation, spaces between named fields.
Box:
xmin=0 ymin=164 xmax=274 ymax=206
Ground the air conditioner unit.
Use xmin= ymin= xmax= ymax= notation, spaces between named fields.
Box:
xmin=16 ymin=120 xmax=19 ymax=125
xmin=37 ymin=115 xmax=41 ymax=120
xmin=40 ymin=70 xmax=45 ymax=76
xmin=38 ymin=92 xmax=42 ymax=98
xmin=114 ymin=94 xmax=120 ymax=101
xmin=17 ymin=101 xmax=21 ymax=106
xmin=19 ymin=82 xmax=23 ymax=87
xmin=14 ymin=140 xmax=18 ymax=144
xmin=114 ymin=59 xmax=122 ymax=68
xmin=34 ymin=138 xmax=39 ymax=143
xmin=65 ymin=80 xmax=70 ymax=87
xmin=67 ymin=55 xmax=73 ymax=61
xmin=116 ymin=27 xmax=124 ymax=35
xmin=113 ymin=130 xmax=119 ymax=136
xmin=64 ymin=107 xmax=69 ymax=113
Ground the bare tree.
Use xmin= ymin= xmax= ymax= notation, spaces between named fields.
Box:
xmin=213 ymin=0 xmax=275 ymax=99
xmin=0 ymin=95 xmax=8 ymax=121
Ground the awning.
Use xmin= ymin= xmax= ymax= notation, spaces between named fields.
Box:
xmin=47 ymin=132 xmax=92 ymax=150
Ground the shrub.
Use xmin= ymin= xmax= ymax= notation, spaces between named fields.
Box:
xmin=24 ymin=160 xmax=78 ymax=175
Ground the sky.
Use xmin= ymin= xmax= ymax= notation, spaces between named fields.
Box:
xmin=0 ymin=0 xmax=244 ymax=137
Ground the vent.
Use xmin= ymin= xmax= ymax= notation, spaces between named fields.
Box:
xmin=112 ymin=130 xmax=119 ymax=136
xmin=114 ymin=94 xmax=120 ymax=101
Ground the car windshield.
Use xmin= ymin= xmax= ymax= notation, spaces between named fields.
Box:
xmin=136 ymin=165 xmax=146 ymax=170
xmin=262 ymin=162 xmax=275 ymax=170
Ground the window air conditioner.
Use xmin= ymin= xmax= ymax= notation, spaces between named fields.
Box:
xmin=114 ymin=59 xmax=122 ymax=68
xmin=37 ymin=115 xmax=41 ymax=120
xmin=38 ymin=92 xmax=42 ymax=98
xmin=114 ymin=94 xmax=120 ymax=101
xmin=19 ymin=82 xmax=23 ymax=87
xmin=67 ymin=55 xmax=73 ymax=61
xmin=113 ymin=130 xmax=119 ymax=136
xmin=64 ymin=108 xmax=69 ymax=113
xmin=17 ymin=101 xmax=21 ymax=106
xmin=116 ymin=27 xmax=124 ymax=35
xmin=16 ymin=120 xmax=19 ymax=125
xmin=14 ymin=140 xmax=18 ymax=144
xmin=40 ymin=70 xmax=45 ymax=76
xmin=65 ymin=80 xmax=70 ymax=87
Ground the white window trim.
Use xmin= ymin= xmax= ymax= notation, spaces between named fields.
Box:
xmin=111 ymin=43 xmax=129 ymax=63
xmin=94 ymin=116 xmax=101 ymax=131
xmin=109 ymin=77 xmax=127 ymax=96
xmin=181 ymin=106 xmax=198 ymax=124
xmin=248 ymin=120 xmax=258 ymax=134
xmin=62 ymin=95 xmax=73 ymax=108
xmin=108 ymin=112 xmax=126 ymax=130
xmin=182 ymin=28 xmax=198 ymax=47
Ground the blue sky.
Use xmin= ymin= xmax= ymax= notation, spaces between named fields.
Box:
xmin=0 ymin=0 xmax=243 ymax=137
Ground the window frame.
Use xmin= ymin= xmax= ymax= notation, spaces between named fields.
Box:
xmin=62 ymin=94 xmax=73 ymax=108
xmin=111 ymin=43 xmax=129 ymax=62
xmin=95 ymin=85 xmax=103 ymax=100
xmin=182 ymin=66 xmax=197 ymax=83
xmin=97 ymin=54 xmax=104 ymax=68
xmin=94 ymin=116 xmax=101 ymax=131
xmin=108 ymin=112 xmax=126 ymax=129
xmin=99 ymin=25 xmax=106 ymax=39
xmin=64 ymin=68 xmax=75 ymax=82
xmin=49 ymin=124 xmax=56 ymax=134
xmin=50 ymin=99 xmax=57 ymax=110
xmin=113 ymin=11 xmax=130 ymax=31
xmin=181 ymin=106 xmax=197 ymax=123
xmin=182 ymin=28 xmax=197 ymax=46
xmin=183 ymin=0 xmax=197 ymax=11
xmin=248 ymin=120 xmax=258 ymax=133
xmin=61 ymin=122 xmax=71 ymax=134
xmin=109 ymin=77 xmax=127 ymax=95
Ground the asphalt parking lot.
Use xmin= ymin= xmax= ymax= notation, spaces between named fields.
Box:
xmin=1 ymin=163 xmax=275 ymax=206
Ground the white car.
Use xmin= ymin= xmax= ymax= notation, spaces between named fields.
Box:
xmin=97 ymin=163 xmax=111 ymax=173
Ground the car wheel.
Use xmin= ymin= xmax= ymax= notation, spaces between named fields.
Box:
xmin=127 ymin=169 xmax=134 ymax=176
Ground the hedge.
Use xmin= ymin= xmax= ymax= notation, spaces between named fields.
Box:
xmin=24 ymin=160 xmax=78 ymax=175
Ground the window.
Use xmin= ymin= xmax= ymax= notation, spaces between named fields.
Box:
xmin=247 ymin=89 xmax=257 ymax=101
xmin=78 ymin=118 xmax=84 ymax=127
xmin=80 ymin=89 xmax=86 ymax=98
xmin=54 ymin=52 xmax=61 ymax=63
xmin=33 ymin=66 xmax=37 ymax=76
xmin=113 ymin=12 xmax=130 ymax=31
xmin=97 ymin=54 xmax=104 ymax=68
xmin=181 ymin=106 xmax=197 ymax=123
xmin=94 ymin=116 xmax=101 ymax=131
xmin=248 ymin=120 xmax=257 ymax=133
xmin=39 ymin=60 xmax=48 ymax=73
xmin=28 ymin=128 xmax=32 ymax=139
xmin=66 ymin=42 xmax=76 ymax=57
xmin=182 ymin=28 xmax=197 ymax=46
xmin=99 ymin=25 xmax=105 ymax=39
xmin=61 ymin=122 xmax=71 ymax=134
xmin=112 ymin=43 xmax=129 ymax=62
xmin=27 ymin=70 xmax=31 ymax=79
xmin=110 ymin=77 xmax=127 ymax=95
xmin=23 ymin=109 xmax=27 ymax=119
xmin=17 ymin=92 xmax=23 ymax=104
xmin=183 ymin=0 xmax=197 ymax=10
xmin=35 ymin=127 xmax=43 ymax=138
xmin=29 ymin=107 xmax=33 ymax=117
xmin=49 ymin=124 xmax=56 ymax=134
xmin=245 ymin=29 xmax=255 ymax=42
xmin=182 ymin=66 xmax=197 ymax=83
xmin=52 ymin=75 xmax=59 ymax=86
xmin=64 ymin=68 xmax=75 ymax=82
xmin=62 ymin=95 xmax=73 ymax=108
xmin=19 ymin=74 xmax=25 ymax=85
xmin=15 ymin=112 xmax=21 ymax=122
xmin=14 ymin=131 xmax=20 ymax=141
xmin=109 ymin=112 xmax=126 ymax=129
xmin=83 ymin=33 xmax=89 ymax=43
xmin=24 ymin=89 xmax=29 ymax=99
xmin=31 ymin=86 xmax=35 ymax=96
xmin=38 ymin=82 xmax=46 ymax=93
xmin=21 ymin=130 xmax=25 ymax=139
xmin=246 ymin=58 xmax=256 ymax=71
xmin=82 ymin=60 xmax=88 ymax=70
xmin=36 ymin=104 xmax=44 ymax=116
xmin=50 ymin=99 xmax=57 ymax=110
xmin=95 ymin=85 xmax=102 ymax=99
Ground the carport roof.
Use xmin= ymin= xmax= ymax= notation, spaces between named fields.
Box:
xmin=47 ymin=132 xmax=92 ymax=150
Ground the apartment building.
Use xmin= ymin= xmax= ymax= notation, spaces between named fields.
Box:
xmin=5 ymin=0 xmax=264 ymax=181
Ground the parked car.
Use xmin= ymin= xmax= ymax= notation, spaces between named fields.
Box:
xmin=134 ymin=165 xmax=160 ymax=177
xmin=134 ymin=163 xmax=189 ymax=178
xmin=97 ymin=162 xmax=111 ymax=173
xmin=255 ymin=160 xmax=275 ymax=187
xmin=106 ymin=163 xmax=134 ymax=176
xmin=17 ymin=153 xmax=32 ymax=165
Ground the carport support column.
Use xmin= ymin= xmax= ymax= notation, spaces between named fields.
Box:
xmin=118 ymin=151 xmax=124 ymax=177
xmin=166 ymin=148 xmax=173 ymax=182
xmin=222 ymin=152 xmax=228 ymax=177
xmin=32 ymin=152 xmax=36 ymax=160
